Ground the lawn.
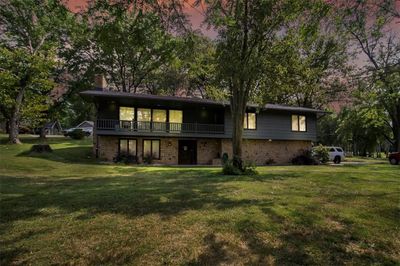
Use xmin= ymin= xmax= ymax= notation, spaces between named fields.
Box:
xmin=0 ymin=135 xmax=399 ymax=265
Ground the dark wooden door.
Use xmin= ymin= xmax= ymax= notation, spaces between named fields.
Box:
xmin=178 ymin=140 xmax=197 ymax=165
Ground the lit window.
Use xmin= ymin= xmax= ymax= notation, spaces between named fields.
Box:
xmin=143 ymin=140 xmax=160 ymax=159
xmin=152 ymin=109 xmax=167 ymax=131
xmin=244 ymin=112 xmax=256 ymax=129
xmin=119 ymin=107 xmax=135 ymax=121
xmin=292 ymin=115 xmax=306 ymax=132
xmin=137 ymin=108 xmax=151 ymax=121
xmin=119 ymin=139 xmax=137 ymax=155
xmin=299 ymin=115 xmax=306 ymax=131
xmin=169 ymin=110 xmax=183 ymax=132
xmin=137 ymin=108 xmax=151 ymax=131
xmin=119 ymin=107 xmax=134 ymax=129
xmin=152 ymin=109 xmax=167 ymax=122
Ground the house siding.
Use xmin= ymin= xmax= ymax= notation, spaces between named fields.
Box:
xmin=224 ymin=109 xmax=317 ymax=141
xmin=96 ymin=106 xmax=317 ymax=141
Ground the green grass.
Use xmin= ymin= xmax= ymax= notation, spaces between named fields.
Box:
xmin=0 ymin=135 xmax=399 ymax=265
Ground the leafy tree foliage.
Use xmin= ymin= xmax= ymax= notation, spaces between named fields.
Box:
xmin=336 ymin=106 xmax=390 ymax=155
xmin=0 ymin=47 xmax=55 ymax=143
xmin=79 ymin=0 xmax=181 ymax=93
xmin=0 ymin=0 xmax=72 ymax=143
xmin=335 ymin=0 xmax=400 ymax=151
xmin=259 ymin=9 xmax=349 ymax=109
xmin=202 ymin=0 xmax=339 ymax=169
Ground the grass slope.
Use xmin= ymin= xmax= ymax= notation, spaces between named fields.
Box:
xmin=0 ymin=135 xmax=399 ymax=265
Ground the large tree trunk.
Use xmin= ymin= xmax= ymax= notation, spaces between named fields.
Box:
xmin=230 ymin=81 xmax=248 ymax=169
xmin=8 ymin=111 xmax=21 ymax=144
xmin=39 ymin=127 xmax=47 ymax=140
xmin=8 ymin=87 xmax=25 ymax=144
xmin=393 ymin=115 xmax=400 ymax=152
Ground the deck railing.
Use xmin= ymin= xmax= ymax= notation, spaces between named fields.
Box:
xmin=96 ymin=119 xmax=225 ymax=134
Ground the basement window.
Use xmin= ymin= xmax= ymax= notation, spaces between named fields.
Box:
xmin=119 ymin=139 xmax=137 ymax=156
xmin=143 ymin=139 xmax=160 ymax=160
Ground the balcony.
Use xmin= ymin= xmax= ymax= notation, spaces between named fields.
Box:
xmin=96 ymin=119 xmax=225 ymax=135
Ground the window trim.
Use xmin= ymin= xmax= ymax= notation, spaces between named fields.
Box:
xmin=143 ymin=139 xmax=161 ymax=160
xmin=244 ymin=112 xmax=257 ymax=130
xmin=118 ymin=138 xmax=137 ymax=156
xmin=291 ymin=114 xmax=307 ymax=132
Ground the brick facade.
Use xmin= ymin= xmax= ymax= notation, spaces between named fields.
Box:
xmin=221 ymin=139 xmax=311 ymax=164
xmin=95 ymin=136 xmax=311 ymax=165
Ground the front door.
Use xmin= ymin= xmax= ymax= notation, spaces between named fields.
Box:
xmin=178 ymin=140 xmax=197 ymax=165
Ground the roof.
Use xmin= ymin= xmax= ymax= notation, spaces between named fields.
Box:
xmin=80 ymin=90 xmax=326 ymax=113
xmin=76 ymin=121 xmax=94 ymax=128
xmin=44 ymin=121 xmax=62 ymax=129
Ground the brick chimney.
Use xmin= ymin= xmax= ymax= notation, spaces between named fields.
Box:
xmin=94 ymin=74 xmax=107 ymax=90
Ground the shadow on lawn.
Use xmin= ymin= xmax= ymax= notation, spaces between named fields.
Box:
xmin=190 ymin=208 xmax=397 ymax=265
xmin=0 ymin=170 xmax=277 ymax=225
xmin=17 ymin=146 xmax=98 ymax=165
xmin=0 ymin=169 xmax=397 ymax=265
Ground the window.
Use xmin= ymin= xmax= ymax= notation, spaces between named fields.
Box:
xmin=169 ymin=110 xmax=183 ymax=132
xmin=137 ymin=108 xmax=151 ymax=130
xmin=119 ymin=139 xmax=137 ymax=155
xmin=291 ymin=115 xmax=307 ymax=132
xmin=143 ymin=140 xmax=160 ymax=159
xmin=244 ymin=112 xmax=256 ymax=129
xmin=152 ymin=109 xmax=167 ymax=122
xmin=119 ymin=107 xmax=134 ymax=129
xmin=152 ymin=109 xmax=167 ymax=131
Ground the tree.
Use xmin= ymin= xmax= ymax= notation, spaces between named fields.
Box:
xmin=80 ymin=1 xmax=181 ymax=93
xmin=259 ymin=13 xmax=349 ymax=109
xmin=0 ymin=0 xmax=74 ymax=142
xmin=0 ymin=47 xmax=55 ymax=143
xmin=143 ymin=33 xmax=225 ymax=99
xmin=336 ymin=105 xmax=390 ymax=156
xmin=336 ymin=0 xmax=400 ymax=151
xmin=202 ymin=0 xmax=331 ymax=169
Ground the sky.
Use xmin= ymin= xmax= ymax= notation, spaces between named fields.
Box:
xmin=64 ymin=0 xmax=398 ymax=110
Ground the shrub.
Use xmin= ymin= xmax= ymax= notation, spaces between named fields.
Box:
xmin=143 ymin=153 xmax=154 ymax=164
xmin=221 ymin=152 xmax=229 ymax=164
xmin=265 ymin=158 xmax=275 ymax=165
xmin=222 ymin=158 xmax=258 ymax=175
xmin=113 ymin=152 xmax=138 ymax=164
xmin=313 ymin=144 xmax=329 ymax=163
xmin=67 ymin=129 xmax=86 ymax=140
xmin=222 ymin=159 xmax=242 ymax=175
xmin=242 ymin=161 xmax=258 ymax=175
xmin=291 ymin=149 xmax=319 ymax=165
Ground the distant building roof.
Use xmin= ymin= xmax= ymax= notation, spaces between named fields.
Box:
xmin=80 ymin=90 xmax=326 ymax=113
xmin=76 ymin=121 xmax=94 ymax=128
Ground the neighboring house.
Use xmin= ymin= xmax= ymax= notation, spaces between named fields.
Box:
xmin=42 ymin=121 xmax=63 ymax=135
xmin=81 ymin=89 xmax=324 ymax=165
xmin=64 ymin=121 xmax=94 ymax=136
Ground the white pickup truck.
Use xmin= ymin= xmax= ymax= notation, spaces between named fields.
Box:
xmin=326 ymin=146 xmax=345 ymax=164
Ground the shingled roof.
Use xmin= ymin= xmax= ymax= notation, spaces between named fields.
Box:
xmin=80 ymin=90 xmax=326 ymax=113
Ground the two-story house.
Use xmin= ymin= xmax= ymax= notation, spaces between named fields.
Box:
xmin=81 ymin=87 xmax=324 ymax=165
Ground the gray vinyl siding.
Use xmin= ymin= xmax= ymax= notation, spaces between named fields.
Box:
xmin=96 ymin=101 xmax=317 ymax=141
xmin=224 ymin=109 xmax=317 ymax=141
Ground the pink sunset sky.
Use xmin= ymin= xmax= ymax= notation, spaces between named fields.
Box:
xmin=66 ymin=0 xmax=214 ymax=35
